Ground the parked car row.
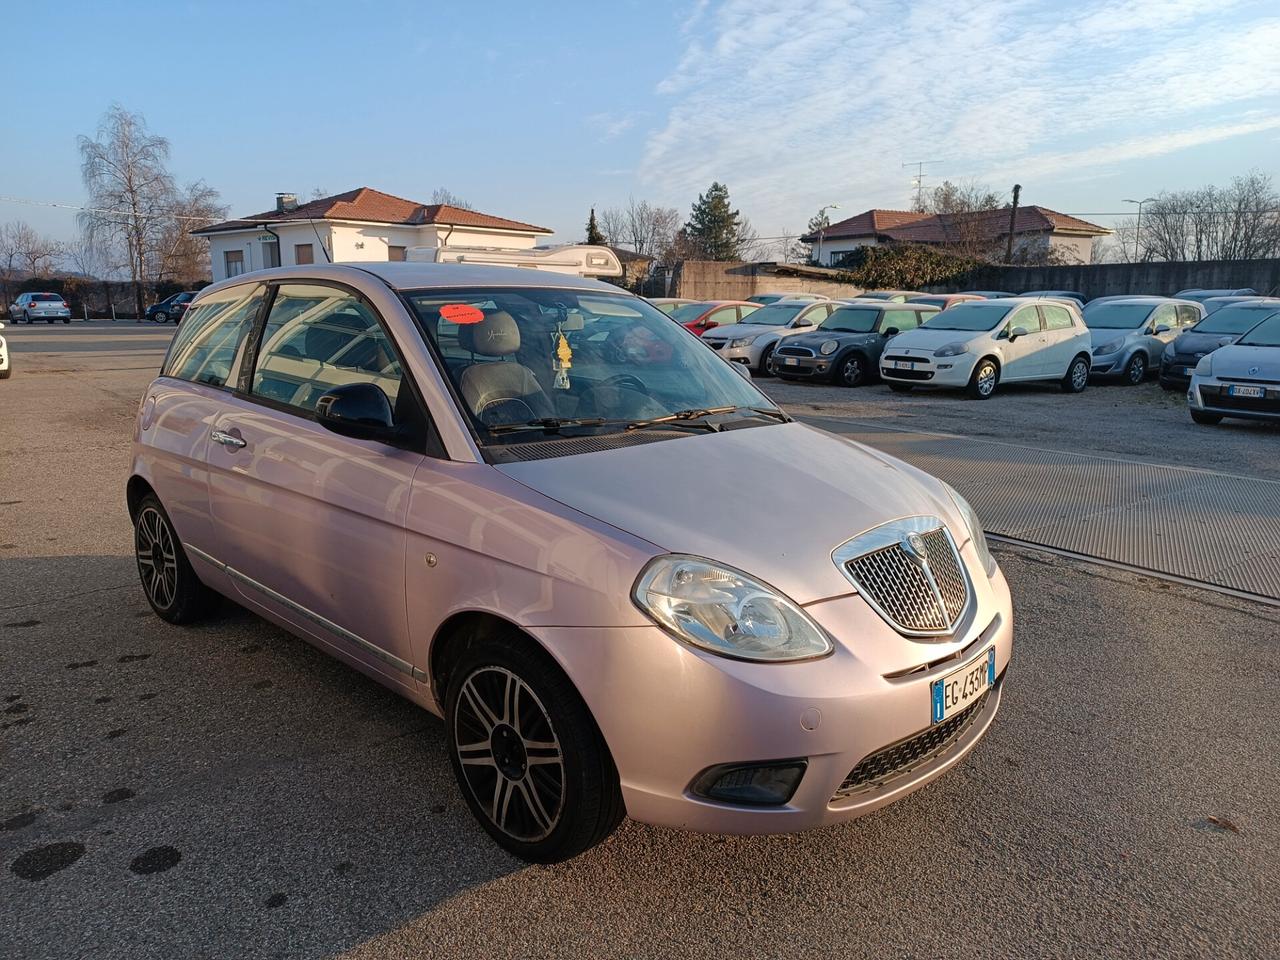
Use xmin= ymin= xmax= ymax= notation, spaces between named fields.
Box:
xmin=8 ymin=292 xmax=71 ymax=323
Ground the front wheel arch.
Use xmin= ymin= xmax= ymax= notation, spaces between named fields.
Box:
xmin=126 ymin=475 xmax=156 ymax=522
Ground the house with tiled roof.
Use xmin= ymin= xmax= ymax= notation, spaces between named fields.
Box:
xmin=193 ymin=187 xmax=553 ymax=281
xmin=801 ymin=205 xmax=1109 ymax=265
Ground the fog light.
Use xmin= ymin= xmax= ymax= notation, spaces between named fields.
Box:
xmin=692 ymin=760 xmax=807 ymax=806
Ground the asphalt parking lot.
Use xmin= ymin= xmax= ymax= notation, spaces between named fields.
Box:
xmin=2 ymin=324 xmax=1278 ymax=959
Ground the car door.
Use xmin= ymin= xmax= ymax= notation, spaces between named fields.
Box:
xmin=203 ymin=280 xmax=426 ymax=688
xmin=999 ymin=305 xmax=1044 ymax=380
xmin=1038 ymin=303 xmax=1079 ymax=376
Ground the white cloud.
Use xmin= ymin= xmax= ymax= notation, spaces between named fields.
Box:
xmin=587 ymin=112 xmax=639 ymax=141
xmin=640 ymin=0 xmax=1280 ymax=230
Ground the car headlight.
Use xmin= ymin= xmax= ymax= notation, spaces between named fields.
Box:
xmin=632 ymin=555 xmax=833 ymax=662
xmin=933 ymin=342 xmax=968 ymax=357
xmin=730 ymin=335 xmax=758 ymax=348
xmin=1094 ymin=339 xmax=1123 ymax=356
xmin=942 ymin=483 xmax=997 ymax=578
xmin=1194 ymin=355 xmax=1213 ymax=376
xmin=819 ymin=340 xmax=839 ymax=356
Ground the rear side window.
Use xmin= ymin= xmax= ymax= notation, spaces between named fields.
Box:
xmin=250 ymin=283 xmax=402 ymax=413
xmin=164 ymin=284 xmax=265 ymax=387
xmin=1041 ymin=304 xmax=1074 ymax=331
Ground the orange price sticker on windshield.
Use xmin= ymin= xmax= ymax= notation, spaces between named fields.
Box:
xmin=441 ymin=303 xmax=485 ymax=324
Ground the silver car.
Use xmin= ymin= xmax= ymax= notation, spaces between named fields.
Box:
xmin=1083 ymin=297 xmax=1203 ymax=384
xmin=702 ymin=299 xmax=840 ymax=374
xmin=9 ymin=292 xmax=71 ymax=324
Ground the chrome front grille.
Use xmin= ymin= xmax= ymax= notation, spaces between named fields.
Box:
xmin=776 ymin=345 xmax=815 ymax=358
xmin=833 ymin=517 xmax=971 ymax=637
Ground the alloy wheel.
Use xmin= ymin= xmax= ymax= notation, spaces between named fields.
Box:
xmin=453 ymin=665 xmax=565 ymax=842
xmin=976 ymin=364 xmax=997 ymax=397
xmin=134 ymin=506 xmax=178 ymax=610
xmin=1071 ymin=359 xmax=1089 ymax=390
xmin=840 ymin=356 xmax=863 ymax=387
xmin=1127 ymin=355 xmax=1145 ymax=384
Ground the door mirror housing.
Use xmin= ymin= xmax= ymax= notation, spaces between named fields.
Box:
xmin=1008 ymin=325 xmax=1029 ymax=341
xmin=794 ymin=318 xmax=813 ymax=327
xmin=315 ymin=382 xmax=398 ymax=442
xmin=882 ymin=326 xmax=900 ymax=337
xmin=1154 ymin=324 xmax=1171 ymax=334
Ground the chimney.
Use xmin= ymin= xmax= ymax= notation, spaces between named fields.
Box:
xmin=275 ymin=193 xmax=298 ymax=214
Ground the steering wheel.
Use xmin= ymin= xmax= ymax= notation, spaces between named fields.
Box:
xmin=579 ymin=374 xmax=664 ymax=419
xmin=595 ymin=374 xmax=649 ymax=395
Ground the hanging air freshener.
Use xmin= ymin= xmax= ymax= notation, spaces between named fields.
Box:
xmin=552 ymin=324 xmax=573 ymax=389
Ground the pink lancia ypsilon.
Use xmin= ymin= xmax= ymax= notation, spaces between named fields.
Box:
xmin=129 ymin=247 xmax=1012 ymax=862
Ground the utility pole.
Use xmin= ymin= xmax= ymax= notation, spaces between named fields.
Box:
xmin=1124 ymin=197 xmax=1156 ymax=262
xmin=1004 ymin=184 xmax=1022 ymax=263
xmin=902 ymin=159 xmax=943 ymax=210
xmin=815 ymin=202 xmax=840 ymax=266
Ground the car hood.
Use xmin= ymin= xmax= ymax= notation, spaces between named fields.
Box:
xmin=497 ymin=422 xmax=964 ymax=605
xmin=1172 ymin=330 xmax=1239 ymax=356
xmin=701 ymin=323 xmax=785 ymax=340
xmin=1208 ymin=345 xmax=1280 ymax=380
xmin=882 ymin=327 xmax=979 ymax=352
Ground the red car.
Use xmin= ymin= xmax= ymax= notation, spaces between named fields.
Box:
xmin=668 ymin=300 xmax=760 ymax=335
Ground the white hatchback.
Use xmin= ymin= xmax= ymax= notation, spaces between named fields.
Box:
xmin=879 ymin=298 xmax=1092 ymax=399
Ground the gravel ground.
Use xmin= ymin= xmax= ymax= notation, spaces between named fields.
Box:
xmin=2 ymin=327 xmax=1277 ymax=959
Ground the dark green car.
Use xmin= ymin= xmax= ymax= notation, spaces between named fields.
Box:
xmin=771 ymin=301 xmax=940 ymax=386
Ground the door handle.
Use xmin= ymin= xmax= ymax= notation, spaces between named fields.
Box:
xmin=210 ymin=429 xmax=246 ymax=449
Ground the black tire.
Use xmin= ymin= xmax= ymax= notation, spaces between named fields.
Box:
xmin=45 ymin=317 xmax=54 ymax=324
xmin=1061 ymin=355 xmax=1089 ymax=393
xmin=446 ymin=635 xmax=623 ymax=863
xmin=757 ymin=343 xmax=777 ymax=377
xmin=153 ymin=311 xmax=167 ymax=324
xmin=835 ymin=352 xmax=866 ymax=388
xmin=1190 ymin=410 xmax=1222 ymax=425
xmin=1123 ymin=353 xmax=1147 ymax=385
xmin=133 ymin=493 xmax=217 ymax=624
xmin=888 ymin=383 xmax=913 ymax=393
xmin=0 ymin=368 xmax=10 ymax=380
xmin=967 ymin=358 xmax=999 ymax=399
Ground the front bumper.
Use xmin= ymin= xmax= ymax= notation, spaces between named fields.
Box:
xmin=773 ymin=354 xmax=833 ymax=378
xmin=533 ymin=548 xmax=1013 ymax=834
xmin=880 ymin=351 xmax=977 ymax=388
xmin=1159 ymin=356 xmax=1198 ymax=387
xmin=708 ymin=339 xmax=766 ymax=367
xmin=1189 ymin=376 xmax=1280 ymax=421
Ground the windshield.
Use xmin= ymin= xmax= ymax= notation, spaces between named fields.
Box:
xmin=1193 ymin=305 xmax=1279 ymax=335
xmin=737 ymin=303 xmax=804 ymax=326
xmin=1083 ymin=303 xmax=1155 ymax=329
xmin=1237 ymin=314 xmax=1280 ymax=347
xmin=404 ymin=287 xmax=775 ymax=444
xmin=1239 ymin=316 xmax=1280 ymax=350
xmin=668 ymin=302 xmax=711 ymax=322
xmin=920 ymin=302 xmax=1012 ymax=331
xmin=819 ymin=307 xmax=880 ymax=333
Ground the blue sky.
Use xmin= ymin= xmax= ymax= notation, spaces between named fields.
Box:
xmin=6 ymin=0 xmax=1280 ymax=254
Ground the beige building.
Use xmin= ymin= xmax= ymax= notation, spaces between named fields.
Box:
xmin=193 ymin=187 xmax=553 ymax=282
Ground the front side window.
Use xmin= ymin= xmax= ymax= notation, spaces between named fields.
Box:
xmin=669 ymin=302 xmax=711 ymax=323
xmin=403 ymin=287 xmax=771 ymax=443
xmin=1009 ymin=308 xmax=1042 ymax=334
xmin=163 ymin=284 xmax=265 ymax=387
xmin=224 ymin=250 xmax=245 ymax=277
xmin=1041 ymin=304 xmax=1075 ymax=331
xmin=705 ymin=306 xmax=739 ymax=327
xmin=883 ymin=309 xmax=920 ymax=333
xmin=1177 ymin=304 xmax=1200 ymax=326
xmin=1149 ymin=304 xmax=1178 ymax=329
xmin=251 ymin=283 xmax=403 ymax=413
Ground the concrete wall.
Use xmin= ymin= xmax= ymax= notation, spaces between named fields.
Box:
xmin=659 ymin=260 xmax=867 ymax=300
xmin=937 ymin=258 xmax=1280 ymax=299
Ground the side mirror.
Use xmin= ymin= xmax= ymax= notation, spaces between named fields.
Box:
xmin=1154 ymin=324 xmax=1171 ymax=334
xmin=794 ymin=318 xmax=813 ymax=327
xmin=315 ymin=382 xmax=398 ymax=442
xmin=1009 ymin=325 xmax=1029 ymax=341
xmin=730 ymin=361 xmax=753 ymax=381
xmin=882 ymin=326 xmax=900 ymax=337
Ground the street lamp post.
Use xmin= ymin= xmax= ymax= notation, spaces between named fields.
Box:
xmin=816 ymin=203 xmax=840 ymax=266
xmin=1123 ymin=197 xmax=1156 ymax=262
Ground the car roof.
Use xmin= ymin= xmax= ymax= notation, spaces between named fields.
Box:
xmin=201 ymin=262 xmax=631 ymax=298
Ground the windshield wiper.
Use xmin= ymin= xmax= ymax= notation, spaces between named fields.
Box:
xmin=486 ymin=417 xmax=608 ymax=436
xmin=626 ymin=405 xmax=789 ymax=433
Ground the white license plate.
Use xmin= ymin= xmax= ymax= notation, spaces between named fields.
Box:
xmin=783 ymin=357 xmax=798 ymax=366
xmin=893 ymin=360 xmax=915 ymax=370
xmin=1228 ymin=384 xmax=1265 ymax=398
xmin=931 ymin=647 xmax=996 ymax=724
xmin=1180 ymin=367 xmax=1194 ymax=376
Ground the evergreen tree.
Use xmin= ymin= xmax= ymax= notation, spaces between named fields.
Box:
xmin=585 ymin=207 xmax=605 ymax=245
xmin=684 ymin=182 xmax=744 ymax=261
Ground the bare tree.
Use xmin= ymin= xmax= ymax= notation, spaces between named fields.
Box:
xmin=156 ymin=180 xmax=226 ymax=284
xmin=734 ymin=217 xmax=763 ymax=262
xmin=1131 ymin=172 xmax=1280 ymax=262
xmin=0 ymin=221 xmax=62 ymax=306
xmin=598 ymin=206 xmax=628 ymax=247
xmin=63 ymin=232 xmax=117 ymax=317
xmin=78 ymin=105 xmax=176 ymax=318
xmin=431 ymin=188 xmax=473 ymax=209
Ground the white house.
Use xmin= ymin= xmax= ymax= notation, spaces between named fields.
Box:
xmin=193 ymin=187 xmax=553 ymax=281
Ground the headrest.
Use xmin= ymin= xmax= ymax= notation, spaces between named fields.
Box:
xmin=469 ymin=310 xmax=521 ymax=357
